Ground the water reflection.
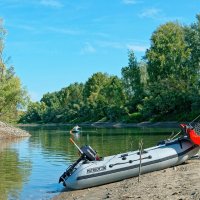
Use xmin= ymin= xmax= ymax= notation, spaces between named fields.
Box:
xmin=70 ymin=132 xmax=81 ymax=140
xmin=23 ymin=126 xmax=176 ymax=160
xmin=0 ymin=138 xmax=32 ymax=200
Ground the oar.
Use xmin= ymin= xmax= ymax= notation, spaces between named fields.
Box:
xmin=69 ymin=137 xmax=83 ymax=154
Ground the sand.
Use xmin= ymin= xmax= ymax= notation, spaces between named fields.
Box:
xmin=52 ymin=158 xmax=200 ymax=200
xmin=0 ymin=121 xmax=30 ymax=139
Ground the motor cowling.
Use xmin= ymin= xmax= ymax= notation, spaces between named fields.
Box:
xmin=80 ymin=145 xmax=97 ymax=161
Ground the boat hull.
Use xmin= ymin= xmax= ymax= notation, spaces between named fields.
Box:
xmin=71 ymin=130 xmax=80 ymax=133
xmin=63 ymin=138 xmax=200 ymax=189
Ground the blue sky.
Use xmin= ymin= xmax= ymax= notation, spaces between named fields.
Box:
xmin=1 ymin=0 xmax=200 ymax=101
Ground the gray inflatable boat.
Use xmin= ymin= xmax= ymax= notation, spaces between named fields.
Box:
xmin=59 ymin=125 xmax=200 ymax=190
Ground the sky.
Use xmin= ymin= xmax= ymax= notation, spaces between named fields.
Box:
xmin=0 ymin=0 xmax=200 ymax=101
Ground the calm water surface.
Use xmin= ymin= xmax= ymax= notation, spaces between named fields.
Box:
xmin=0 ymin=126 xmax=178 ymax=200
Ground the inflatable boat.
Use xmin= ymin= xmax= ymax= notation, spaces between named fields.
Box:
xmin=70 ymin=125 xmax=81 ymax=133
xmin=59 ymin=123 xmax=200 ymax=190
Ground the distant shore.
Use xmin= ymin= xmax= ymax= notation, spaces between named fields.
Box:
xmin=0 ymin=120 xmax=183 ymax=140
xmin=17 ymin=121 xmax=182 ymax=128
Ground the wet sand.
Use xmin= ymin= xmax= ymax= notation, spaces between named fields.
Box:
xmin=52 ymin=159 xmax=200 ymax=200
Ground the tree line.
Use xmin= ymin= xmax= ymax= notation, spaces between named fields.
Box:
xmin=1 ymin=15 xmax=200 ymax=123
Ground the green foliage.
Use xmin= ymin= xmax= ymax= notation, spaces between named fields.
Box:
xmin=184 ymin=14 xmax=200 ymax=108
xmin=142 ymin=21 xmax=196 ymax=120
xmin=122 ymin=50 xmax=140 ymax=96
xmin=0 ymin=19 xmax=28 ymax=122
xmin=99 ymin=76 xmax=127 ymax=121
xmin=184 ymin=14 xmax=200 ymax=75
xmin=126 ymin=112 xmax=143 ymax=123
xmin=142 ymin=78 xmax=192 ymax=119
xmin=121 ymin=50 xmax=144 ymax=113
xmin=19 ymin=102 xmax=46 ymax=123
xmin=58 ymin=83 xmax=84 ymax=122
xmin=146 ymin=22 xmax=191 ymax=83
xmin=82 ymin=73 xmax=109 ymax=121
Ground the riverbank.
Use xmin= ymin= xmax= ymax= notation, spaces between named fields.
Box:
xmin=18 ymin=121 xmax=181 ymax=128
xmin=52 ymin=158 xmax=200 ymax=200
xmin=0 ymin=121 xmax=30 ymax=139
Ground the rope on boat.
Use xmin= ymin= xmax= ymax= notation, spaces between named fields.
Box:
xmin=170 ymin=130 xmax=182 ymax=140
xmin=189 ymin=114 xmax=200 ymax=126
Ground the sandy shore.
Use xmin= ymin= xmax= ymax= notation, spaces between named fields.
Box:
xmin=52 ymin=158 xmax=200 ymax=200
xmin=0 ymin=121 xmax=30 ymax=139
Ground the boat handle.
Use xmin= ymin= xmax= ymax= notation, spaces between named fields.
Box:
xmin=109 ymin=155 xmax=152 ymax=168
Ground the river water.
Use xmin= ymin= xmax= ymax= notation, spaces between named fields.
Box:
xmin=0 ymin=125 xmax=177 ymax=200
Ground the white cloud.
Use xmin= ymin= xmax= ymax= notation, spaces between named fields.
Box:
xmin=0 ymin=0 xmax=63 ymax=8
xmin=126 ymin=44 xmax=148 ymax=52
xmin=97 ymin=41 xmax=123 ymax=49
xmin=96 ymin=40 xmax=148 ymax=52
xmin=81 ymin=42 xmax=96 ymax=54
xmin=122 ymin=0 xmax=140 ymax=5
xmin=40 ymin=0 xmax=63 ymax=8
xmin=139 ymin=8 xmax=182 ymax=22
xmin=139 ymin=8 xmax=161 ymax=19
xmin=7 ymin=22 xmax=82 ymax=36
xmin=8 ymin=23 xmax=36 ymax=31
xmin=46 ymin=27 xmax=81 ymax=35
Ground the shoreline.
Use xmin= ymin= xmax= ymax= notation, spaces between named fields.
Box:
xmin=52 ymin=159 xmax=200 ymax=200
xmin=17 ymin=121 xmax=181 ymax=128
xmin=0 ymin=121 xmax=30 ymax=139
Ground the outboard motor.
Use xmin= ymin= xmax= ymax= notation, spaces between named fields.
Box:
xmin=59 ymin=138 xmax=97 ymax=185
xmin=80 ymin=145 xmax=97 ymax=161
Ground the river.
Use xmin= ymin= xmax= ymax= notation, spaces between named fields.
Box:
xmin=0 ymin=125 xmax=177 ymax=200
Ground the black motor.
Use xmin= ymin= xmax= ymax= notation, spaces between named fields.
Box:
xmin=80 ymin=145 xmax=97 ymax=161
xmin=59 ymin=141 xmax=98 ymax=185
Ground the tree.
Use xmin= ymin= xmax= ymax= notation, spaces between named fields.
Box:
xmin=83 ymin=72 xmax=109 ymax=100
xmin=0 ymin=19 xmax=28 ymax=122
xmin=100 ymin=76 xmax=127 ymax=121
xmin=82 ymin=72 xmax=110 ymax=120
xmin=142 ymin=78 xmax=192 ymax=119
xmin=19 ymin=102 xmax=44 ymax=123
xmin=146 ymin=22 xmax=190 ymax=83
xmin=143 ymin=22 xmax=192 ymax=119
xmin=184 ymin=14 xmax=200 ymax=78
xmin=58 ymin=83 xmax=84 ymax=122
xmin=184 ymin=14 xmax=200 ymax=115
xmin=121 ymin=50 xmax=144 ymax=113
